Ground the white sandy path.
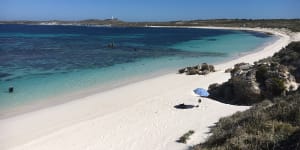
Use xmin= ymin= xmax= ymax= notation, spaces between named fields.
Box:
xmin=0 ymin=27 xmax=297 ymax=150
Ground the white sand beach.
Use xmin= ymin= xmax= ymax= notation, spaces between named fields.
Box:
xmin=0 ymin=27 xmax=298 ymax=150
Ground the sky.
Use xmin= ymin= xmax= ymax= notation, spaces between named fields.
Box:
xmin=0 ymin=0 xmax=299 ymax=21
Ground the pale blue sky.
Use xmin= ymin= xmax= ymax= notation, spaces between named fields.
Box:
xmin=0 ymin=0 xmax=299 ymax=21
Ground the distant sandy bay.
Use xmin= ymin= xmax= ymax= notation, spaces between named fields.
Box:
xmin=0 ymin=26 xmax=299 ymax=150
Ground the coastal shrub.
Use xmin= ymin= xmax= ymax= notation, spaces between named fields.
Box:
xmin=295 ymin=68 xmax=300 ymax=82
xmin=255 ymin=65 xmax=268 ymax=84
xmin=192 ymin=42 xmax=300 ymax=150
xmin=177 ymin=130 xmax=195 ymax=144
xmin=214 ymin=42 xmax=300 ymax=105
xmin=276 ymin=129 xmax=300 ymax=150
xmin=272 ymin=42 xmax=300 ymax=82
xmin=267 ymin=77 xmax=286 ymax=97
xmin=192 ymin=92 xmax=300 ymax=150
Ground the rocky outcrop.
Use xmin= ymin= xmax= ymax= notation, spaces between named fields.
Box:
xmin=272 ymin=42 xmax=300 ymax=82
xmin=209 ymin=61 xmax=298 ymax=105
xmin=178 ymin=63 xmax=215 ymax=75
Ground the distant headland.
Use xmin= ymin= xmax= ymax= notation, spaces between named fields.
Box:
xmin=1 ymin=19 xmax=300 ymax=32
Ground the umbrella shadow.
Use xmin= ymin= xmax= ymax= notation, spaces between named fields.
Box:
xmin=174 ymin=103 xmax=199 ymax=109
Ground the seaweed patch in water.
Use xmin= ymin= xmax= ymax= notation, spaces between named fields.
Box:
xmin=206 ymin=38 xmax=217 ymax=41
xmin=0 ymin=72 xmax=12 ymax=78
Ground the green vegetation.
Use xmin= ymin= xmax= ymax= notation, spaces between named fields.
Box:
xmin=268 ymin=77 xmax=286 ymax=97
xmin=189 ymin=19 xmax=300 ymax=32
xmin=177 ymin=130 xmax=195 ymax=144
xmin=208 ymin=42 xmax=300 ymax=105
xmin=146 ymin=19 xmax=300 ymax=32
xmin=192 ymin=42 xmax=300 ymax=149
xmin=1 ymin=19 xmax=300 ymax=32
xmin=272 ymin=42 xmax=300 ymax=82
xmin=255 ymin=65 xmax=268 ymax=84
xmin=193 ymin=93 xmax=300 ymax=150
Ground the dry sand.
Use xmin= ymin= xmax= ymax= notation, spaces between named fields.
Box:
xmin=0 ymin=27 xmax=297 ymax=150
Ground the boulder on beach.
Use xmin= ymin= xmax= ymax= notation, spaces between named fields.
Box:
xmin=178 ymin=63 xmax=215 ymax=76
xmin=225 ymin=68 xmax=233 ymax=73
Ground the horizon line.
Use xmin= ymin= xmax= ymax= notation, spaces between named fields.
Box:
xmin=1 ymin=18 xmax=300 ymax=22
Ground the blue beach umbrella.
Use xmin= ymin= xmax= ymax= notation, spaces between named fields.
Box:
xmin=193 ymin=88 xmax=209 ymax=97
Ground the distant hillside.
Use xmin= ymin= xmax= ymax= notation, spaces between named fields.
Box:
xmin=0 ymin=18 xmax=124 ymax=26
xmin=1 ymin=19 xmax=300 ymax=32
xmin=152 ymin=19 xmax=300 ymax=32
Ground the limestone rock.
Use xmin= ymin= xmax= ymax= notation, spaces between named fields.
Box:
xmin=208 ymin=59 xmax=298 ymax=105
xmin=178 ymin=63 xmax=215 ymax=76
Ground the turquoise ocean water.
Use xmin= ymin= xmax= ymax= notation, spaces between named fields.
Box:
xmin=0 ymin=25 xmax=276 ymax=114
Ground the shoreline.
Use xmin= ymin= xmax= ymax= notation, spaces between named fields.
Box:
xmin=0 ymin=67 xmax=175 ymax=119
xmin=0 ymin=27 xmax=278 ymax=119
xmin=0 ymin=27 xmax=296 ymax=150
xmin=150 ymin=26 xmax=288 ymax=66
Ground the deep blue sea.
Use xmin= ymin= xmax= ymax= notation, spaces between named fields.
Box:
xmin=0 ymin=24 xmax=275 ymax=113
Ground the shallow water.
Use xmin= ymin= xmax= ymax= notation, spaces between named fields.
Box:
xmin=0 ymin=25 xmax=274 ymax=111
